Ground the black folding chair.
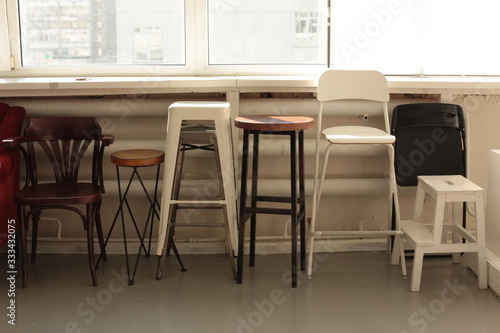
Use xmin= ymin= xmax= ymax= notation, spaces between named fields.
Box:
xmin=391 ymin=102 xmax=467 ymax=238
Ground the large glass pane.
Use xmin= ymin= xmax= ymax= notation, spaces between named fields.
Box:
xmin=0 ymin=1 xmax=10 ymax=71
xmin=18 ymin=0 xmax=185 ymax=66
xmin=330 ymin=0 xmax=417 ymax=75
xmin=425 ymin=0 xmax=500 ymax=75
xmin=208 ymin=0 xmax=327 ymax=65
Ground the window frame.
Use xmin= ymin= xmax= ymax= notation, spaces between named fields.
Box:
xmin=3 ymin=0 xmax=196 ymax=77
xmin=2 ymin=0 xmax=330 ymax=77
xmin=2 ymin=0 xmax=500 ymax=78
xmin=0 ymin=0 xmax=12 ymax=71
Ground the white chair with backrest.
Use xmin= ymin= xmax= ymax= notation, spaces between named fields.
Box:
xmin=306 ymin=69 xmax=407 ymax=279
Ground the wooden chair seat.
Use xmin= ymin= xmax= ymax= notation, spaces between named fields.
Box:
xmin=15 ymin=183 xmax=102 ymax=205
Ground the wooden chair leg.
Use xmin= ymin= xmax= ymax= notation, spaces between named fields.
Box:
xmin=31 ymin=210 xmax=40 ymax=263
xmin=19 ymin=205 xmax=28 ymax=288
xmin=86 ymin=204 xmax=98 ymax=287
xmin=95 ymin=202 xmax=107 ymax=262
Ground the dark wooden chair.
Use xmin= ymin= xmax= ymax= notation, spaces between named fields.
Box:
xmin=2 ymin=117 xmax=114 ymax=287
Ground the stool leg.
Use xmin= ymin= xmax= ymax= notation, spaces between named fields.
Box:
xmin=147 ymin=164 xmax=162 ymax=256
xmin=213 ymin=134 xmax=237 ymax=278
xmin=250 ymin=132 xmax=259 ymax=267
xmin=298 ymin=130 xmax=306 ymax=271
xmin=474 ymin=196 xmax=488 ymax=289
xmin=167 ymin=144 xmax=187 ymax=271
xmin=129 ymin=164 xmax=165 ymax=284
xmin=410 ymin=247 xmax=425 ymax=292
xmin=452 ymin=202 xmax=463 ymax=264
xmin=237 ymin=130 xmax=250 ymax=284
xmin=117 ymin=166 xmax=133 ymax=285
xmin=306 ymin=144 xmax=333 ymax=278
xmin=166 ymin=144 xmax=185 ymax=257
xmin=290 ymin=131 xmax=298 ymax=288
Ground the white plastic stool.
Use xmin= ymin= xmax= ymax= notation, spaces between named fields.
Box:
xmin=155 ymin=101 xmax=238 ymax=279
xmin=401 ymin=175 xmax=487 ymax=292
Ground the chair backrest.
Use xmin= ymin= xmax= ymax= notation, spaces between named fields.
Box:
xmin=316 ymin=69 xmax=391 ymax=134
xmin=317 ymin=70 xmax=390 ymax=103
xmin=391 ymin=103 xmax=466 ymax=186
xmin=23 ymin=117 xmax=104 ymax=185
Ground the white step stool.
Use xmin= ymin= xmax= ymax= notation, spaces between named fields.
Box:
xmin=401 ymin=175 xmax=487 ymax=292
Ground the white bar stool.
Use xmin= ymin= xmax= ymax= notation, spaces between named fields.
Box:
xmin=155 ymin=101 xmax=238 ymax=279
xmin=401 ymin=175 xmax=488 ymax=292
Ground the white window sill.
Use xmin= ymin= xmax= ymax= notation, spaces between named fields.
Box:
xmin=1 ymin=75 xmax=500 ymax=97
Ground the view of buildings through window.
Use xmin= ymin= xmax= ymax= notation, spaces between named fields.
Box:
xmin=18 ymin=0 xmax=185 ymax=66
xmin=207 ymin=0 xmax=327 ymax=65
xmin=12 ymin=0 xmax=500 ymax=74
xmin=19 ymin=0 xmax=327 ymax=67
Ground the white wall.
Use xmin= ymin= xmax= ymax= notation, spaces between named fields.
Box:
xmin=2 ymin=88 xmax=500 ymax=255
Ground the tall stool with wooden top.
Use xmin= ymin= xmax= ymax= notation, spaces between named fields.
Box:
xmin=155 ymin=101 xmax=238 ymax=280
xmin=100 ymin=149 xmax=185 ymax=285
xmin=235 ymin=115 xmax=314 ymax=288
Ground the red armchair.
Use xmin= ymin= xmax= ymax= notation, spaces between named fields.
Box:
xmin=0 ymin=102 xmax=26 ymax=248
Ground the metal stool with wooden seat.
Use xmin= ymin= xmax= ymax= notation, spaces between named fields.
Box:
xmin=235 ymin=115 xmax=314 ymax=288
xmin=100 ymin=149 xmax=185 ymax=285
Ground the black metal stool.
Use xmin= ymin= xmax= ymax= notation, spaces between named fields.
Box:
xmin=99 ymin=149 xmax=185 ymax=285
xmin=235 ymin=115 xmax=314 ymax=288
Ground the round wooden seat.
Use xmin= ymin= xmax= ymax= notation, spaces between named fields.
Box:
xmin=234 ymin=115 xmax=314 ymax=132
xmin=111 ymin=149 xmax=165 ymax=167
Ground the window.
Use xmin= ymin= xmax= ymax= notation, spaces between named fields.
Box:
xmin=2 ymin=0 xmax=500 ymax=76
xmin=0 ymin=1 xmax=11 ymax=71
xmin=207 ymin=0 xmax=327 ymax=65
xmin=17 ymin=0 xmax=185 ymax=66
xmin=134 ymin=28 xmax=164 ymax=63
xmin=295 ymin=12 xmax=319 ymax=48
xmin=330 ymin=0 xmax=500 ymax=75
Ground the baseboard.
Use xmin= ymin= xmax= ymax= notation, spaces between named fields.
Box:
xmin=0 ymin=237 xmax=389 ymax=256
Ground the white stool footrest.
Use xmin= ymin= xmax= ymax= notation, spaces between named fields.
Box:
xmin=401 ymin=221 xmax=433 ymax=244
xmin=311 ymin=230 xmax=403 ymax=237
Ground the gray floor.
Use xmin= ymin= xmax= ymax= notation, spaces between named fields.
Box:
xmin=2 ymin=251 xmax=500 ymax=333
